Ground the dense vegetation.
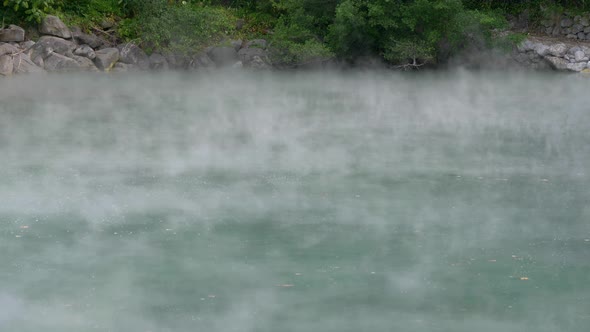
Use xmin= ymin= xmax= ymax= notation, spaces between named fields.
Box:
xmin=1 ymin=0 xmax=589 ymax=67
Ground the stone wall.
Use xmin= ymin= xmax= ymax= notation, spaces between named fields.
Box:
xmin=514 ymin=38 xmax=590 ymax=72
xmin=540 ymin=13 xmax=590 ymax=41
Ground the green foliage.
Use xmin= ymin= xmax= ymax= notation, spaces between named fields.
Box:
xmin=119 ymin=2 xmax=236 ymax=54
xmin=269 ymin=10 xmax=334 ymax=66
xmin=2 ymin=0 xmax=55 ymax=23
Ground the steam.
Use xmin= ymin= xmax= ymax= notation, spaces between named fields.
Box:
xmin=1 ymin=70 xmax=589 ymax=331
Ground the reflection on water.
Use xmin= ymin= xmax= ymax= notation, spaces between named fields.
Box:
xmin=1 ymin=70 xmax=589 ymax=332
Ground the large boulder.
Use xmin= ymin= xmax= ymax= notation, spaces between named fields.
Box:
xmin=0 ymin=54 xmax=13 ymax=76
xmin=118 ymin=43 xmax=149 ymax=70
xmin=548 ymin=43 xmax=568 ymax=57
xmin=544 ymin=56 xmax=569 ymax=70
xmin=71 ymin=55 xmax=99 ymax=72
xmin=566 ymin=62 xmax=587 ymax=71
xmin=238 ymin=47 xmax=271 ymax=69
xmin=44 ymin=53 xmax=82 ymax=72
xmin=12 ymin=53 xmax=45 ymax=74
xmin=149 ymin=53 xmax=168 ymax=70
xmin=207 ymin=46 xmax=238 ymax=66
xmin=74 ymin=32 xmax=104 ymax=49
xmin=192 ymin=52 xmax=215 ymax=68
xmin=93 ymin=47 xmax=119 ymax=71
xmin=0 ymin=25 xmax=25 ymax=42
xmin=164 ymin=52 xmax=191 ymax=69
xmin=74 ymin=45 xmax=96 ymax=59
xmin=31 ymin=36 xmax=76 ymax=60
xmin=0 ymin=43 xmax=19 ymax=56
xmin=40 ymin=15 xmax=71 ymax=39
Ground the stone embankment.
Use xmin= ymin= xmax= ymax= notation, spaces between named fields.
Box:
xmin=0 ymin=15 xmax=271 ymax=76
xmin=514 ymin=36 xmax=590 ymax=73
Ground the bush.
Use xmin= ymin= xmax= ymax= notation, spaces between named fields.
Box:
xmin=1 ymin=0 xmax=56 ymax=23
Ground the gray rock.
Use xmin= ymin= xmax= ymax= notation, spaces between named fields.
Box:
xmin=19 ymin=40 xmax=35 ymax=51
xmin=164 ymin=52 xmax=191 ymax=69
xmin=232 ymin=61 xmax=243 ymax=69
xmin=230 ymin=39 xmax=243 ymax=51
xmin=563 ymin=28 xmax=572 ymax=34
xmin=0 ymin=43 xmax=19 ymax=56
xmin=544 ymin=56 xmax=569 ymax=70
xmin=574 ymin=15 xmax=582 ymax=23
xmin=149 ymin=53 xmax=168 ymax=70
xmin=566 ymin=34 xmax=577 ymax=39
xmin=517 ymin=39 xmax=535 ymax=52
xmin=587 ymin=33 xmax=590 ymax=40
xmin=578 ymin=32 xmax=586 ymax=39
xmin=207 ymin=46 xmax=238 ymax=66
xmin=118 ymin=43 xmax=149 ymax=70
xmin=44 ymin=53 xmax=82 ymax=72
xmin=75 ymin=33 xmax=103 ymax=49
xmin=12 ymin=53 xmax=45 ymax=74
xmin=548 ymin=43 xmax=568 ymax=57
xmin=245 ymin=39 xmax=268 ymax=50
xmin=32 ymin=54 xmax=44 ymax=68
xmin=0 ymin=25 xmax=25 ymax=42
xmin=552 ymin=26 xmax=561 ymax=36
xmin=0 ymin=54 xmax=13 ymax=76
xmin=569 ymin=46 xmax=581 ymax=54
xmin=573 ymin=24 xmax=584 ymax=33
xmin=111 ymin=62 xmax=138 ymax=73
xmin=192 ymin=52 xmax=215 ymax=68
xmin=561 ymin=17 xmax=574 ymax=27
xmin=533 ymin=43 xmax=550 ymax=56
xmin=31 ymin=36 xmax=76 ymax=60
xmin=100 ymin=20 xmax=115 ymax=30
xmin=582 ymin=17 xmax=590 ymax=26
xmin=40 ymin=15 xmax=71 ymax=39
xmin=250 ymin=55 xmax=272 ymax=70
xmin=74 ymin=45 xmax=95 ymax=59
xmin=584 ymin=26 xmax=590 ymax=33
xmin=238 ymin=47 xmax=271 ymax=69
xmin=71 ymin=55 xmax=99 ymax=71
xmin=93 ymin=47 xmax=119 ymax=71
xmin=567 ymin=62 xmax=587 ymax=71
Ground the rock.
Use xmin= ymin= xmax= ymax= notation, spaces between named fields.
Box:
xmin=12 ymin=53 xmax=45 ymax=74
xmin=567 ymin=62 xmax=587 ymax=71
xmin=245 ymin=39 xmax=268 ymax=49
xmin=578 ymin=32 xmax=586 ymax=40
xmin=19 ymin=40 xmax=35 ymax=50
xmin=0 ymin=43 xmax=19 ymax=56
xmin=74 ymin=45 xmax=96 ymax=59
xmin=207 ymin=46 xmax=238 ymax=66
xmin=238 ymin=47 xmax=271 ymax=69
xmin=75 ymin=32 xmax=104 ymax=49
xmin=100 ymin=20 xmax=115 ymax=30
xmin=533 ymin=43 xmax=550 ymax=56
xmin=569 ymin=46 xmax=581 ymax=54
xmin=32 ymin=54 xmax=44 ymax=68
xmin=111 ymin=62 xmax=138 ymax=73
xmin=192 ymin=52 xmax=215 ymax=68
xmin=0 ymin=25 xmax=25 ymax=42
xmin=552 ymin=26 xmax=561 ymax=36
xmin=71 ymin=55 xmax=99 ymax=71
xmin=40 ymin=15 xmax=71 ymax=39
xmin=544 ymin=56 xmax=569 ymax=70
xmin=164 ymin=52 xmax=191 ymax=69
xmin=250 ymin=55 xmax=272 ymax=70
xmin=118 ymin=43 xmax=149 ymax=70
xmin=575 ymin=50 xmax=586 ymax=62
xmin=0 ymin=54 xmax=13 ymax=76
xmin=149 ymin=53 xmax=168 ymax=70
xmin=574 ymin=15 xmax=582 ymax=23
xmin=563 ymin=28 xmax=572 ymax=34
xmin=566 ymin=34 xmax=577 ymax=39
xmin=517 ymin=39 xmax=535 ymax=52
xmin=587 ymin=33 xmax=590 ymax=40
xmin=548 ymin=43 xmax=568 ymax=57
xmin=232 ymin=61 xmax=243 ymax=69
xmin=93 ymin=47 xmax=119 ymax=71
xmin=582 ymin=17 xmax=590 ymax=26
xmin=44 ymin=53 xmax=82 ymax=72
xmin=584 ymin=26 xmax=590 ymax=34
xmin=31 ymin=36 xmax=76 ymax=60
xmin=573 ymin=24 xmax=584 ymax=33
xmin=561 ymin=17 xmax=574 ymax=27
xmin=545 ymin=27 xmax=553 ymax=35
xmin=230 ymin=39 xmax=243 ymax=51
